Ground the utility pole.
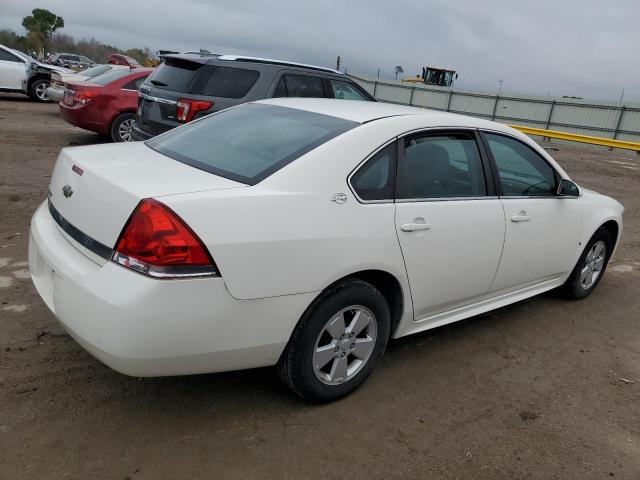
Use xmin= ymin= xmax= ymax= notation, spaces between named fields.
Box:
xmin=377 ymin=68 xmax=380 ymax=78
xmin=497 ymin=79 xmax=504 ymax=96
xmin=336 ymin=56 xmax=341 ymax=71
xmin=619 ymin=88 xmax=625 ymax=104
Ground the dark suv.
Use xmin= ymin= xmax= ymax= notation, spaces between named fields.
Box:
xmin=132 ymin=54 xmax=375 ymax=140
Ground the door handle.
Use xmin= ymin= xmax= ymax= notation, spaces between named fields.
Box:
xmin=400 ymin=219 xmax=432 ymax=232
xmin=511 ymin=211 xmax=530 ymax=223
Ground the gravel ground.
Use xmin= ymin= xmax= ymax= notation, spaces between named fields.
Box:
xmin=1 ymin=93 xmax=639 ymax=479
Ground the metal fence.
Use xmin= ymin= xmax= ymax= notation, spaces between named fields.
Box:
xmin=349 ymin=74 xmax=640 ymax=145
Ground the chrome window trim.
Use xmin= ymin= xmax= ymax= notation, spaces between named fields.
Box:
xmin=396 ymin=196 xmax=499 ymax=203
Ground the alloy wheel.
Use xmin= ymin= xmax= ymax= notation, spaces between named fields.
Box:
xmin=580 ymin=240 xmax=607 ymax=289
xmin=312 ymin=305 xmax=377 ymax=385
xmin=36 ymin=82 xmax=49 ymax=101
xmin=119 ymin=119 xmax=134 ymax=142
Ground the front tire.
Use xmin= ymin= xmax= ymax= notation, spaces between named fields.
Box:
xmin=559 ymin=228 xmax=612 ymax=300
xmin=277 ymin=279 xmax=391 ymax=403
xmin=110 ymin=112 xmax=136 ymax=142
xmin=29 ymin=79 xmax=51 ymax=102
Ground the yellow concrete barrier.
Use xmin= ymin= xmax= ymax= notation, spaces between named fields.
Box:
xmin=510 ymin=125 xmax=640 ymax=152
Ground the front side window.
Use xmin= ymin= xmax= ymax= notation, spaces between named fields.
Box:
xmin=147 ymin=104 xmax=357 ymax=185
xmin=483 ymin=133 xmax=557 ymax=196
xmin=330 ymin=79 xmax=370 ymax=101
xmin=397 ymin=132 xmax=487 ymax=199
xmin=351 ymin=143 xmax=396 ymax=201
xmin=276 ymin=75 xmax=325 ymax=98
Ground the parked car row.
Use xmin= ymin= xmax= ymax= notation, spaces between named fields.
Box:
xmin=45 ymin=64 xmax=131 ymax=102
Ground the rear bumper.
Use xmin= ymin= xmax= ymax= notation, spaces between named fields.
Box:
xmin=131 ymin=122 xmax=154 ymax=141
xmin=59 ymin=103 xmax=110 ymax=135
xmin=45 ymin=86 xmax=64 ymax=103
xmin=28 ymin=201 xmax=315 ymax=376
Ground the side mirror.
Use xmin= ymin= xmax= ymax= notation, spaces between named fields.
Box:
xmin=557 ymin=179 xmax=580 ymax=198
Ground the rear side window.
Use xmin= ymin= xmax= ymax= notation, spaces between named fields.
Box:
xmin=200 ymin=67 xmax=259 ymax=98
xmin=351 ymin=143 xmax=396 ymax=201
xmin=397 ymin=132 xmax=487 ymax=199
xmin=330 ymin=79 xmax=370 ymax=101
xmin=91 ymin=69 xmax=132 ymax=85
xmin=274 ymin=75 xmax=325 ymax=98
xmin=147 ymin=104 xmax=357 ymax=185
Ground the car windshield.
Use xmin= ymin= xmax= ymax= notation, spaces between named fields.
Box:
xmin=90 ymin=69 xmax=131 ymax=85
xmin=147 ymin=103 xmax=358 ymax=185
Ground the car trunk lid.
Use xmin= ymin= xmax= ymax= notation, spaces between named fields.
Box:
xmin=48 ymin=142 xmax=245 ymax=258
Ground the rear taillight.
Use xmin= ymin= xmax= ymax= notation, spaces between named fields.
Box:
xmin=73 ymin=89 xmax=99 ymax=105
xmin=176 ymin=98 xmax=213 ymax=123
xmin=112 ymin=199 xmax=218 ymax=278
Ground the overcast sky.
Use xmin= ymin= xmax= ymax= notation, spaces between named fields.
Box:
xmin=2 ymin=0 xmax=639 ymax=102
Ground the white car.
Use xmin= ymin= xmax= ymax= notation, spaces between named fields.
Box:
xmin=0 ymin=44 xmax=73 ymax=101
xmin=45 ymin=64 xmax=130 ymax=103
xmin=29 ymin=99 xmax=623 ymax=402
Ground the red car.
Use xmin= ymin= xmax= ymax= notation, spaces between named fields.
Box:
xmin=107 ymin=53 xmax=141 ymax=67
xmin=60 ymin=68 xmax=152 ymax=142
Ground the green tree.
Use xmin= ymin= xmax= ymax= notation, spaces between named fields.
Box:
xmin=22 ymin=8 xmax=64 ymax=51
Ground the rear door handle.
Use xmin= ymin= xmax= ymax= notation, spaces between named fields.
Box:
xmin=510 ymin=211 xmax=530 ymax=223
xmin=400 ymin=219 xmax=432 ymax=232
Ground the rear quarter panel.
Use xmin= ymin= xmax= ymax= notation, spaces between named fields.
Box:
xmin=158 ymin=119 xmax=415 ymax=302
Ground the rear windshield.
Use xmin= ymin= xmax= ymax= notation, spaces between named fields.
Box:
xmin=146 ymin=58 xmax=203 ymax=91
xmin=91 ymin=69 xmax=131 ymax=85
xmin=82 ymin=65 xmax=111 ymax=78
xmin=146 ymin=103 xmax=358 ymax=185
xmin=145 ymin=59 xmax=259 ymax=98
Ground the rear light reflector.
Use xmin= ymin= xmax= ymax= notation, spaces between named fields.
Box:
xmin=112 ymin=199 xmax=218 ymax=278
xmin=176 ymin=98 xmax=213 ymax=123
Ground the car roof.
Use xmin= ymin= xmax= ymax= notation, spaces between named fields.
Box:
xmin=256 ymin=98 xmax=518 ymax=133
xmin=216 ymin=55 xmax=342 ymax=74
xmin=256 ymin=98 xmax=447 ymax=122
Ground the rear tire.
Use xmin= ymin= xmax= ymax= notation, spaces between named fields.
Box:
xmin=29 ymin=79 xmax=50 ymax=102
xmin=558 ymin=228 xmax=612 ymax=300
xmin=110 ymin=112 xmax=136 ymax=142
xmin=277 ymin=279 xmax=391 ymax=403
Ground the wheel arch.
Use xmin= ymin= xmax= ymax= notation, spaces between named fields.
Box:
xmin=599 ymin=219 xmax=620 ymax=250
xmin=311 ymin=269 xmax=406 ymax=338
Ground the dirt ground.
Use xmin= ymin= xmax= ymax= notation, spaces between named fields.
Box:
xmin=0 ymin=93 xmax=639 ymax=480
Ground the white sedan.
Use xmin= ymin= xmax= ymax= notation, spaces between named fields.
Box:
xmin=29 ymin=99 xmax=623 ymax=402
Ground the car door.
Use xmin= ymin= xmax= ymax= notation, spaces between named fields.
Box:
xmin=394 ymin=130 xmax=505 ymax=320
xmin=0 ymin=48 xmax=27 ymax=90
xmin=481 ymin=131 xmax=582 ymax=293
